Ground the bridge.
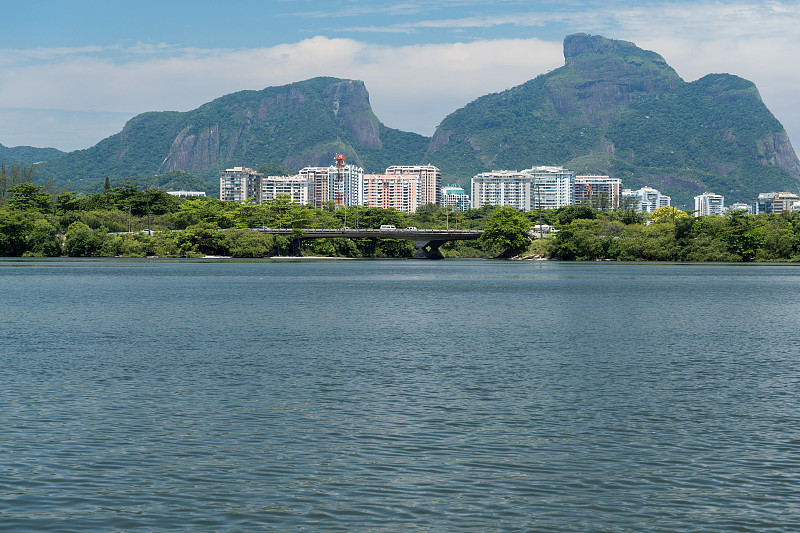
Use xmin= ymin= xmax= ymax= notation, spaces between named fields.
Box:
xmin=254 ymin=227 xmax=483 ymax=259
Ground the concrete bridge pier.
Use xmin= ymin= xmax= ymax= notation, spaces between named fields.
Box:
xmin=411 ymin=239 xmax=447 ymax=260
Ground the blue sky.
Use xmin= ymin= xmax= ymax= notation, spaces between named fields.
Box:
xmin=1 ymin=0 xmax=799 ymax=152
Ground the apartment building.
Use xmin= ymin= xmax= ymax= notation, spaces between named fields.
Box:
xmin=328 ymin=164 xmax=364 ymax=208
xmin=385 ymin=165 xmax=441 ymax=206
xmin=220 ymin=167 xmax=262 ymax=203
xmin=522 ymin=166 xmax=575 ymax=210
xmin=574 ymin=175 xmax=622 ymax=210
xmin=363 ymin=173 xmax=419 ymax=213
xmin=471 ymin=170 xmax=531 ymax=210
xmin=298 ymin=167 xmax=330 ymax=210
xmin=441 ymin=184 xmax=470 ymax=212
xmin=621 ymin=187 xmax=671 ymax=213
xmin=753 ymin=192 xmax=800 ymax=215
xmin=694 ymin=192 xmax=725 ymax=216
xmin=260 ymin=175 xmax=312 ymax=204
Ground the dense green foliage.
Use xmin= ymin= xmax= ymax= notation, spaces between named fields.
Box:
xmin=480 ymin=206 xmax=532 ymax=258
xmin=546 ymin=210 xmax=800 ymax=262
xmin=0 ymin=143 xmax=63 ymax=166
xmin=2 ymin=180 xmax=800 ymax=261
xmin=0 ymin=182 xmax=499 ymax=258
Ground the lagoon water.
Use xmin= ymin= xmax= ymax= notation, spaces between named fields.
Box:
xmin=2 ymin=258 xmax=800 ymax=531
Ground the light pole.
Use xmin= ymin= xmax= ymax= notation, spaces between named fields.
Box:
xmin=145 ymin=187 xmax=151 ymax=234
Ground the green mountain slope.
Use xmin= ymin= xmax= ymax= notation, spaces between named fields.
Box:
xmin=0 ymin=143 xmax=64 ymax=166
xmin=38 ymin=77 xmax=428 ymax=192
xmin=426 ymin=34 xmax=800 ymax=207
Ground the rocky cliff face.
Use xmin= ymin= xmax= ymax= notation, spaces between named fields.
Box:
xmin=550 ymin=34 xmax=683 ymax=125
xmin=324 ymin=80 xmax=382 ymax=150
xmin=158 ymin=78 xmax=384 ymax=175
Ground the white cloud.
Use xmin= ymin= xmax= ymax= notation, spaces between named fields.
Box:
xmin=0 ymin=37 xmax=563 ymax=149
xmin=1 ymin=1 xmax=800 ymax=153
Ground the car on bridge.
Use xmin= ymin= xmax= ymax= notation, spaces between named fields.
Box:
xmin=379 ymin=225 xmax=396 ymax=230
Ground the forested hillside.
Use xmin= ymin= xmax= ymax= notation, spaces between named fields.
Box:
xmin=36 ymin=77 xmax=429 ymax=194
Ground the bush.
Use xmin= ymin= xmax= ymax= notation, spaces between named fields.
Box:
xmin=26 ymin=219 xmax=62 ymax=256
xmin=64 ymin=222 xmax=103 ymax=257
xmin=225 ymin=230 xmax=275 ymax=258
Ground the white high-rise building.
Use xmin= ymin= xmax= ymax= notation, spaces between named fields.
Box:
xmin=471 ymin=167 xmax=575 ymax=211
xmin=328 ymin=164 xmax=364 ymax=208
xmin=220 ymin=167 xmax=262 ymax=203
xmin=694 ymin=192 xmax=725 ymax=216
xmin=621 ymin=187 xmax=671 ymax=213
xmin=385 ymin=165 xmax=441 ymax=206
xmin=299 ymin=164 xmax=365 ymax=209
xmin=471 ymin=170 xmax=531 ymax=210
xmin=522 ymin=166 xmax=575 ymax=210
xmin=260 ymin=175 xmax=312 ymax=205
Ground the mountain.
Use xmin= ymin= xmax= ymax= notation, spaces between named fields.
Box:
xmin=27 ymin=34 xmax=800 ymax=206
xmin=0 ymin=143 xmax=64 ymax=166
xmin=425 ymin=34 xmax=800 ymax=206
xmin=37 ymin=77 xmax=428 ymax=193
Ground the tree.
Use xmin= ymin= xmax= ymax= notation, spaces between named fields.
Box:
xmin=480 ymin=205 xmax=531 ymax=258
xmin=554 ymin=204 xmax=597 ymax=226
xmin=0 ymin=209 xmax=32 ymax=256
xmin=649 ymin=206 xmax=689 ymax=223
xmin=64 ymin=221 xmax=103 ymax=257
xmin=7 ymin=182 xmax=52 ymax=213
xmin=0 ymin=163 xmax=37 ymax=204
xmin=25 ymin=219 xmax=62 ymax=257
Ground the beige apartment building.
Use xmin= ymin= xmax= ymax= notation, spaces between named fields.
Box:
xmin=363 ymin=173 xmax=419 ymax=213
xmin=298 ymin=167 xmax=330 ymax=210
xmin=385 ymin=165 xmax=441 ymax=207
xmin=574 ymin=175 xmax=623 ymax=210
xmin=754 ymin=192 xmax=800 ymax=215
xmin=220 ymin=167 xmax=262 ymax=203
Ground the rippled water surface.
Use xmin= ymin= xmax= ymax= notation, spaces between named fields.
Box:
xmin=2 ymin=258 xmax=800 ymax=531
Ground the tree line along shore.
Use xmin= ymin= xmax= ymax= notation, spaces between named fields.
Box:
xmin=1 ymin=177 xmax=800 ymax=261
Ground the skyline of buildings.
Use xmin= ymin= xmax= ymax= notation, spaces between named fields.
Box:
xmin=218 ymin=163 xmax=798 ymax=217
xmin=622 ymin=187 xmax=671 ymax=213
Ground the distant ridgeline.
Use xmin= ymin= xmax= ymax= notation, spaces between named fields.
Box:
xmin=6 ymin=34 xmax=798 ymax=208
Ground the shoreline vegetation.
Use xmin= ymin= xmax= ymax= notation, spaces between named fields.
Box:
xmin=2 ymin=179 xmax=800 ymax=262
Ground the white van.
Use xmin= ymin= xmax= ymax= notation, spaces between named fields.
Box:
xmin=379 ymin=225 xmax=396 ymax=231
